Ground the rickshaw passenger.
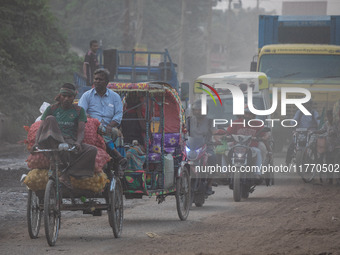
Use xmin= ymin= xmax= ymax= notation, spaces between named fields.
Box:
xmin=32 ymin=83 xmax=97 ymax=189
xmin=78 ymin=68 xmax=127 ymax=167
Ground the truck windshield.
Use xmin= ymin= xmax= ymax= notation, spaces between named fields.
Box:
xmin=207 ymin=97 xmax=266 ymax=122
xmin=259 ymin=54 xmax=340 ymax=82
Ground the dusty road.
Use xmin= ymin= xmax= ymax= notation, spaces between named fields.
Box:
xmin=1 ymin=144 xmax=340 ymax=255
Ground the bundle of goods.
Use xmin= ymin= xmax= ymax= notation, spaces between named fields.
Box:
xmin=23 ymin=169 xmax=49 ymax=191
xmin=23 ymin=118 xmax=111 ymax=192
xmin=23 ymin=169 xmax=109 ymax=193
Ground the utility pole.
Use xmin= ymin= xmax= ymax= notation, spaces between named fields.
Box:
xmin=206 ymin=0 xmax=213 ymax=73
xmin=135 ymin=0 xmax=144 ymax=46
xmin=178 ymin=0 xmax=186 ymax=82
xmin=123 ymin=0 xmax=130 ymax=51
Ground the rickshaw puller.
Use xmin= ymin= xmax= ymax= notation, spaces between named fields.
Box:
xmin=32 ymin=83 xmax=97 ymax=189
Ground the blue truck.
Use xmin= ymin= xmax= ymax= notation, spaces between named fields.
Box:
xmin=257 ymin=15 xmax=340 ymax=50
xmin=74 ymin=48 xmax=179 ymax=97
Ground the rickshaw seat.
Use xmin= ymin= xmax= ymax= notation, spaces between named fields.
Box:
xmin=148 ymin=133 xmax=180 ymax=161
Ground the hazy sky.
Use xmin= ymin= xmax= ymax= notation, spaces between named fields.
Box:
xmin=215 ymin=0 xmax=340 ymax=15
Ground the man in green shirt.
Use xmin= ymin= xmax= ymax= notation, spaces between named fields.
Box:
xmin=33 ymin=83 xmax=97 ymax=188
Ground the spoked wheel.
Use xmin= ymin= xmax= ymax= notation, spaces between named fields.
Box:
xmin=300 ymin=147 xmax=316 ymax=183
xmin=27 ymin=189 xmax=42 ymax=239
xmin=176 ymin=167 xmax=190 ymax=221
xmin=233 ymin=171 xmax=242 ymax=202
xmin=108 ymin=177 xmax=123 ymax=238
xmin=44 ymin=179 xmax=60 ymax=246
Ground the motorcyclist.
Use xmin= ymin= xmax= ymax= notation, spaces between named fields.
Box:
xmin=227 ymin=105 xmax=268 ymax=181
xmin=187 ymin=101 xmax=217 ymax=195
xmin=286 ymin=100 xmax=320 ymax=165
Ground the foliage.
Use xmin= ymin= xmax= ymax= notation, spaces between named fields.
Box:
xmin=0 ymin=0 xmax=81 ymax=141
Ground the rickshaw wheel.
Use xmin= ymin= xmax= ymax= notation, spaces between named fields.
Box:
xmin=44 ymin=180 xmax=60 ymax=246
xmin=176 ymin=167 xmax=190 ymax=221
xmin=108 ymin=177 xmax=123 ymax=238
xmin=27 ymin=189 xmax=42 ymax=239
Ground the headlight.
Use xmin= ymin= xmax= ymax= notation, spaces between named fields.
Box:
xmin=186 ymin=147 xmax=202 ymax=161
xmin=297 ymin=134 xmax=306 ymax=141
xmin=233 ymin=147 xmax=247 ymax=156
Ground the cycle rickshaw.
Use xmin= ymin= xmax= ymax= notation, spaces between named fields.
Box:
xmin=107 ymin=81 xmax=190 ymax=220
xmin=26 ymin=143 xmax=123 ymax=246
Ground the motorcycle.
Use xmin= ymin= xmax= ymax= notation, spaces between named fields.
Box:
xmin=183 ymin=137 xmax=214 ymax=207
xmin=217 ymin=127 xmax=272 ymax=202
xmin=227 ymin=134 xmax=260 ymax=202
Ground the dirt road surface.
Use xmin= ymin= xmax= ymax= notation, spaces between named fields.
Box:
xmin=1 ymin=143 xmax=340 ymax=255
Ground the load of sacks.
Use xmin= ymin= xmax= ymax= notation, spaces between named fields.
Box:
xmin=23 ymin=118 xmax=111 ymax=193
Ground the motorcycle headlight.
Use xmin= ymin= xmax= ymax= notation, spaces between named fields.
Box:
xmin=297 ymin=134 xmax=306 ymax=141
xmin=186 ymin=147 xmax=202 ymax=161
xmin=233 ymin=147 xmax=247 ymax=157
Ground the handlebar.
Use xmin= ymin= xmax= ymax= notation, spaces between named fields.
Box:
xmin=33 ymin=143 xmax=77 ymax=153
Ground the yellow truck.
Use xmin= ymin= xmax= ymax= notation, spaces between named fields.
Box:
xmin=251 ymin=15 xmax=340 ymax=151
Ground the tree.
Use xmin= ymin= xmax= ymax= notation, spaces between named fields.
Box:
xmin=0 ymin=0 xmax=80 ymax=140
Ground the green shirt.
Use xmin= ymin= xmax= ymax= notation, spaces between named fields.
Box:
xmin=41 ymin=104 xmax=87 ymax=140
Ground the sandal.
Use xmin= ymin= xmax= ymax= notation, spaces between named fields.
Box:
xmin=59 ymin=174 xmax=73 ymax=189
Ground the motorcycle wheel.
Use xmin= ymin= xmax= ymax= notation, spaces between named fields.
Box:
xmin=194 ymin=193 xmax=205 ymax=207
xmin=241 ymin=187 xmax=249 ymax=199
xmin=295 ymin=150 xmax=304 ymax=176
xmin=189 ymin=179 xmax=196 ymax=207
xmin=264 ymin=158 xmax=274 ymax=186
xmin=300 ymin=147 xmax=316 ymax=183
xmin=233 ymin=171 xmax=242 ymax=202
